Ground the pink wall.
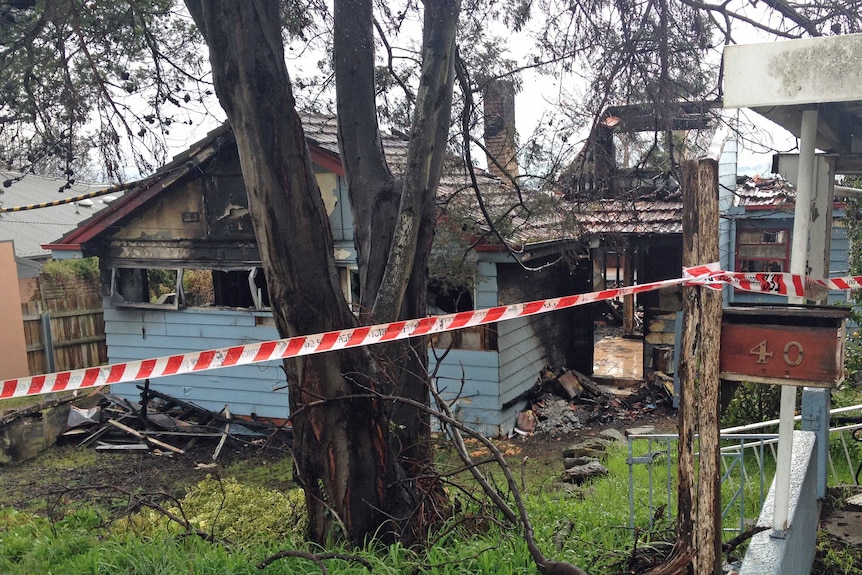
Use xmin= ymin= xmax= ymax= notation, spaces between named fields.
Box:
xmin=18 ymin=276 xmax=38 ymax=304
xmin=0 ymin=242 xmax=30 ymax=379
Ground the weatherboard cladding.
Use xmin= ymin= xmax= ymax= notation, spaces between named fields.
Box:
xmin=104 ymin=306 xmax=289 ymax=419
xmin=430 ymin=348 xmax=502 ymax=436
xmin=474 ymin=261 xmax=498 ymax=309
xmin=831 ymin=226 xmax=849 ymax=276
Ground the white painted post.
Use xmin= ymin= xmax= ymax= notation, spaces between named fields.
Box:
xmin=773 ymin=107 xmax=819 ymax=534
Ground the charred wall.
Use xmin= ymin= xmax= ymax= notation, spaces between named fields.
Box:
xmin=496 ymin=258 xmax=593 ymax=374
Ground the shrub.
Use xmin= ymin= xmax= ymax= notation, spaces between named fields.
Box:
xmin=122 ymin=476 xmax=306 ymax=549
xmin=38 ymin=257 xmax=100 ymax=296
xmin=720 ymin=382 xmax=784 ymax=429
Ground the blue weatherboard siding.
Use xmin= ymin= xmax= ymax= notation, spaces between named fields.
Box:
xmin=430 ymin=349 xmax=502 ymax=436
xmin=429 ymin=258 xmax=513 ymax=437
xmin=102 ymin=256 xmax=549 ymax=437
xmin=106 ymin=304 xmax=508 ymax=434
xmin=497 ymin=316 xmax=548 ymax=431
xmin=104 ymin=306 xmax=289 ymax=418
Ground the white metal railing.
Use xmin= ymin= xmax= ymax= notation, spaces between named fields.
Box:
xmin=627 ymin=432 xmax=777 ymax=536
xmin=721 ymin=403 xmax=862 ymax=485
xmin=626 ymin=402 xmax=862 ymax=537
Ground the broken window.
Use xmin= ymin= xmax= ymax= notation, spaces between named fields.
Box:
xmin=736 ymin=228 xmax=790 ymax=273
xmin=427 ymin=280 xmax=497 ymax=351
xmin=338 ymin=267 xmax=361 ymax=314
xmin=431 ymin=326 xmax=498 ymax=351
xmin=110 ymin=266 xmax=270 ymax=310
xmin=210 ymin=269 xmax=269 ymax=308
xmin=111 ymin=267 xmax=182 ymax=309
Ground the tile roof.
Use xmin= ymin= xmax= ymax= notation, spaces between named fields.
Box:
xmin=209 ymin=116 xmax=686 ymax=245
xmin=576 ymin=199 xmax=683 ymax=235
xmin=733 ymin=175 xmax=795 ymax=209
xmin=54 ymin=114 xmax=686 ymax=255
xmin=0 ymin=172 xmax=112 ymax=258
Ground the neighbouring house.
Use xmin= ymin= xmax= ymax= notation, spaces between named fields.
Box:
xmin=0 ymin=172 xmax=110 ymax=300
xmin=0 ymin=241 xmax=29 ymax=380
xmin=720 ymin=173 xmax=851 ymax=306
xmin=46 ymin=114 xmax=595 ymax=436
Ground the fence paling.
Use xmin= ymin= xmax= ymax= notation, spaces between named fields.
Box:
xmin=21 ymin=304 xmax=107 ymax=376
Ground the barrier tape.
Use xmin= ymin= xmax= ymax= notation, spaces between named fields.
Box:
xmin=1 ymin=266 xmax=859 ymax=401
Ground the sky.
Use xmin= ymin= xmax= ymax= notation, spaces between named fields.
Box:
xmin=500 ymin=1 xmax=816 ymax=179
xmin=155 ymin=4 xmax=803 ymax=182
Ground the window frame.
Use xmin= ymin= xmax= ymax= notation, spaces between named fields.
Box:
xmin=109 ymin=266 xmax=270 ymax=311
xmin=734 ymin=226 xmax=791 ymax=274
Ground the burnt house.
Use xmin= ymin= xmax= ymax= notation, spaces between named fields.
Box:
xmin=561 ymin=103 xmax=720 ymax=379
xmin=47 ymin=115 xmax=594 ymax=436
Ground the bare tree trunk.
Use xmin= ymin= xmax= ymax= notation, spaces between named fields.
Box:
xmin=185 ymin=0 xmax=424 ymax=546
xmin=186 ymin=0 xmax=460 ymax=546
xmin=334 ymin=0 xmax=459 ymax=480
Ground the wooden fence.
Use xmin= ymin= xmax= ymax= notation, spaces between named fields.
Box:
xmin=22 ymin=292 xmax=107 ymax=376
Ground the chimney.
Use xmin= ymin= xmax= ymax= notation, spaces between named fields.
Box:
xmin=483 ymin=80 xmax=519 ymax=182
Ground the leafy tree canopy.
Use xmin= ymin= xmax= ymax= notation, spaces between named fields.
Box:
xmin=2 ymin=0 xmax=859 ymax=192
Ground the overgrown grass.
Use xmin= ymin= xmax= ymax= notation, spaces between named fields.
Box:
xmin=0 ymin=441 xmax=667 ymax=575
xmin=1 ymin=414 xmax=859 ymax=574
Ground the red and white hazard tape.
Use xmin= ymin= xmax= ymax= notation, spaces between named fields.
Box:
xmin=0 ymin=265 xmax=858 ymax=401
xmin=715 ymin=271 xmax=862 ymax=299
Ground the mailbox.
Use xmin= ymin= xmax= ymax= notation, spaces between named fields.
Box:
xmin=719 ymin=305 xmax=851 ymax=388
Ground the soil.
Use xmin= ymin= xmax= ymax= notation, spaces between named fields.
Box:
xmin=0 ymin=406 xmax=675 ymax=514
xmin=0 ymin=432 xmax=295 ymax=514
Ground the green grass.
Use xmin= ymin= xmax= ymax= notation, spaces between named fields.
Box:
xmin=0 ymin=442 xmax=656 ymax=575
xmin=0 ymin=427 xmax=857 ymax=575
xmin=221 ymin=451 xmax=295 ymax=490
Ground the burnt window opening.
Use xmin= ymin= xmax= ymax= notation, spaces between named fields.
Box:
xmin=428 ymin=281 xmax=474 ymax=314
xmin=431 ymin=325 xmax=498 ymax=351
xmin=427 ymin=280 xmax=497 ymax=351
xmin=111 ymin=266 xmax=269 ymax=310
xmin=211 ymin=269 xmax=270 ymax=308
xmin=111 ymin=267 xmax=182 ymax=309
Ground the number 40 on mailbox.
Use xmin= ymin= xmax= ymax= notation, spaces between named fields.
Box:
xmin=719 ymin=305 xmax=852 ymax=388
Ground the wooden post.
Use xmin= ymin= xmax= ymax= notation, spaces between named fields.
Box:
xmin=40 ymin=313 xmax=56 ymax=373
xmin=676 ymin=163 xmax=699 ymax=558
xmin=623 ymin=248 xmax=635 ymax=336
xmin=680 ymin=158 xmax=723 ymax=574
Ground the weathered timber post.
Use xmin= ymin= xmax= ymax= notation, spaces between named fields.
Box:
xmin=679 ymin=158 xmax=723 ymax=575
xmin=623 ymin=248 xmax=636 ymax=336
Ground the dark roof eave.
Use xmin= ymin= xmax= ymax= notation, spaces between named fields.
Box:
xmin=49 ymin=126 xmax=347 ymax=250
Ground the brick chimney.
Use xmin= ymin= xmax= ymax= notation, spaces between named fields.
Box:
xmin=483 ymin=80 xmax=519 ymax=182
